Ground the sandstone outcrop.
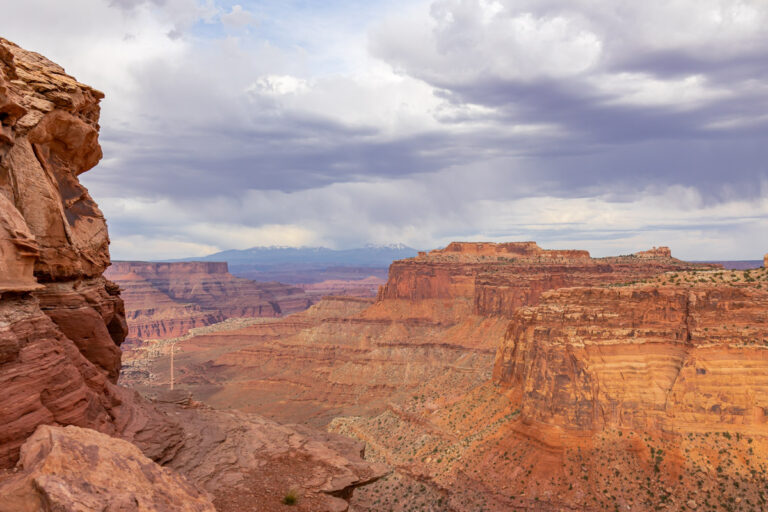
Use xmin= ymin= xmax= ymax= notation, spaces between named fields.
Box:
xmin=331 ymin=268 xmax=768 ymax=511
xmin=105 ymin=260 xmax=311 ymax=343
xmin=494 ymin=269 xmax=768 ymax=438
xmin=119 ymin=241 xmax=768 ymax=511
xmin=0 ymin=37 xmax=185 ymax=467
xmin=122 ymin=242 xmax=712 ymax=430
xmin=0 ymin=425 xmax=214 ymax=512
xmin=379 ymin=241 xmax=712 ymax=317
xmin=0 ymin=37 xmax=387 ymax=512
xmin=153 ymin=399 xmax=387 ymax=512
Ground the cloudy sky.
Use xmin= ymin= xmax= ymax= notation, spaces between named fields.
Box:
xmin=3 ymin=0 xmax=768 ymax=260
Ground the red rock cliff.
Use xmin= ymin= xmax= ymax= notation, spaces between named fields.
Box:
xmin=0 ymin=38 xmax=180 ymax=467
xmin=493 ymin=271 xmax=768 ymax=440
xmin=106 ymin=260 xmax=312 ymax=342
xmin=0 ymin=39 xmax=391 ymax=510
xmin=379 ymin=242 xmax=712 ymax=317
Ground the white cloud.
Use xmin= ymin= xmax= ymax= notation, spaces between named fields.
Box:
xmin=110 ymin=235 xmax=219 ymax=261
xmin=3 ymin=0 xmax=768 ymax=261
xmin=96 ymin=164 xmax=768 ymax=260
xmin=248 ymin=75 xmax=310 ymax=96
xmin=373 ymin=1 xmax=603 ymax=85
xmin=220 ymin=4 xmax=257 ymax=29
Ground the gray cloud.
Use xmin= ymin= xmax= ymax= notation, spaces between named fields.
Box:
xmin=368 ymin=0 xmax=768 ymax=196
xmin=3 ymin=0 xmax=767 ymax=259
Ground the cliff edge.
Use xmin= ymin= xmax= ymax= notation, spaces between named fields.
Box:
xmin=0 ymin=37 xmax=187 ymax=468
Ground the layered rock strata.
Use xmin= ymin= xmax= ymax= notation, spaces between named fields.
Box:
xmin=0 ymin=38 xmax=385 ymax=512
xmin=0 ymin=36 xmax=183 ymax=467
xmin=380 ymin=241 xmax=712 ymax=317
xmin=121 ymin=240 xmax=766 ymax=511
xmin=105 ymin=260 xmax=311 ymax=342
xmin=333 ymin=268 xmax=768 ymax=511
xmin=123 ymin=242 xmax=711 ymax=431
xmin=494 ymin=269 xmax=768 ymax=439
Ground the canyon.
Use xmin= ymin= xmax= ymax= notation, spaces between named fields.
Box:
xmin=123 ymin=242 xmax=711 ymax=425
xmin=105 ymin=260 xmax=312 ymax=344
xmin=105 ymin=260 xmax=386 ymax=348
xmin=3 ymin=34 xmax=768 ymax=512
xmin=121 ymin=240 xmax=768 ymax=511
xmin=0 ymin=38 xmax=384 ymax=511
xmin=118 ymin=236 xmax=720 ymax=435
xmin=332 ymin=267 xmax=768 ymax=511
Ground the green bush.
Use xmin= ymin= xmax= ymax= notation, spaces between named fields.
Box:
xmin=282 ymin=489 xmax=299 ymax=505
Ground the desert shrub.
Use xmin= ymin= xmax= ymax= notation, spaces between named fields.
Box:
xmin=282 ymin=489 xmax=299 ymax=505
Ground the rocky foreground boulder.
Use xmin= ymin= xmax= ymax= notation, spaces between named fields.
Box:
xmin=0 ymin=425 xmax=215 ymax=512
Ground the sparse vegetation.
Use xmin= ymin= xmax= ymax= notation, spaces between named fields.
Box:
xmin=282 ymin=489 xmax=298 ymax=505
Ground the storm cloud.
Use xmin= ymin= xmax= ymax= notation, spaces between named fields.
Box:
xmin=2 ymin=0 xmax=767 ymax=259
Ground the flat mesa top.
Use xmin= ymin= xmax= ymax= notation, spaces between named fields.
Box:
xmin=410 ymin=241 xmax=680 ymax=265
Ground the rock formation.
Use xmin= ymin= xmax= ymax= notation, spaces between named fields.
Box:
xmin=153 ymin=398 xmax=387 ymax=512
xmin=0 ymin=425 xmax=215 ymax=512
xmin=122 ymin=242 xmax=714 ymax=429
xmin=0 ymin=38 xmax=385 ymax=511
xmin=494 ymin=269 xmax=768 ymax=439
xmin=379 ymin=241 xmax=711 ymax=318
xmin=117 ymin=240 xmax=768 ymax=511
xmin=105 ymin=260 xmax=312 ymax=343
xmin=333 ymin=268 xmax=768 ymax=511
xmin=0 ymin=36 xmax=183 ymax=467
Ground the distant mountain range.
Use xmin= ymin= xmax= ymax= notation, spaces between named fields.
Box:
xmin=698 ymin=260 xmax=764 ymax=270
xmin=165 ymin=244 xmax=422 ymax=283
xmin=172 ymin=244 xmax=420 ymax=267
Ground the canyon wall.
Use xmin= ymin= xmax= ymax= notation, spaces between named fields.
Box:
xmin=0 ymin=39 xmax=385 ymax=512
xmin=119 ymin=238 xmax=767 ymax=510
xmin=333 ymin=268 xmax=768 ymax=511
xmin=494 ymin=273 xmax=768 ymax=439
xmin=0 ymin=37 xmax=185 ymax=467
xmin=379 ymin=241 xmax=712 ymax=318
xmin=124 ymin=242 xmax=714 ymax=429
xmin=106 ymin=260 xmax=312 ymax=342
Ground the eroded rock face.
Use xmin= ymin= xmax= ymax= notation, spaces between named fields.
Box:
xmin=105 ymin=260 xmax=312 ymax=343
xmin=379 ymin=241 xmax=711 ymax=317
xmin=494 ymin=276 xmax=768 ymax=438
xmin=0 ymin=37 xmax=184 ymax=468
xmin=0 ymin=38 xmax=387 ymax=512
xmin=152 ymin=400 xmax=387 ymax=512
xmin=0 ymin=39 xmax=108 ymax=281
xmin=0 ymin=425 xmax=214 ymax=512
xmin=122 ymin=243 xmax=714 ymax=430
xmin=331 ymin=269 xmax=768 ymax=511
